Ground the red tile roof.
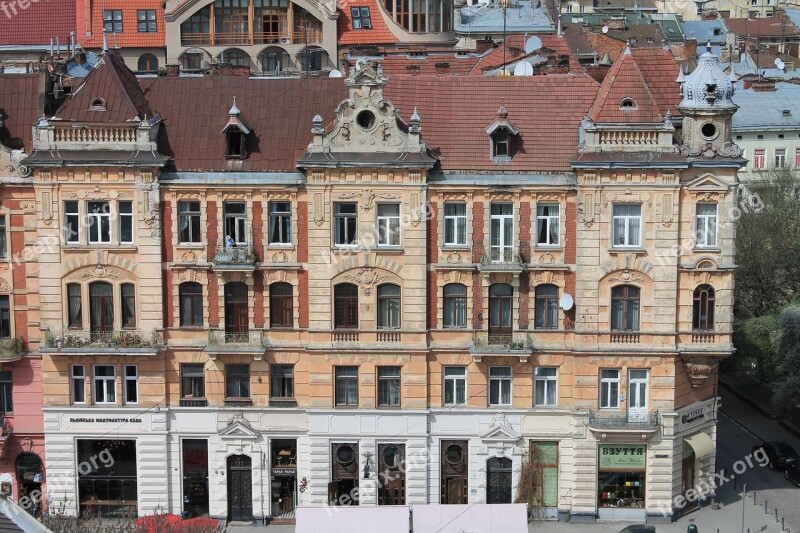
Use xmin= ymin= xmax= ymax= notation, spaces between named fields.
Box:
xmin=79 ymin=0 xmax=166 ymax=49
xmin=724 ymin=16 xmax=800 ymax=38
xmin=55 ymin=52 xmax=153 ymax=122
xmin=338 ymin=0 xmax=401 ymax=45
xmin=345 ymin=53 xmax=484 ymax=77
xmin=630 ymin=47 xmax=682 ymax=116
xmin=589 ymin=49 xmax=661 ymax=123
xmin=0 ymin=0 xmax=75 ymax=46
xmin=470 ymin=35 xmax=584 ymax=75
xmin=0 ymin=74 xmax=42 ymax=151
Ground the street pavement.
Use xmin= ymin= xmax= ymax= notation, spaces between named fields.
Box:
xmin=225 ymin=386 xmax=800 ymax=533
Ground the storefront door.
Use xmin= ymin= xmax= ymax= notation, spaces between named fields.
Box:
xmin=441 ymin=440 xmax=468 ymax=504
xmin=597 ymin=444 xmax=647 ymax=520
xmin=628 ymin=370 xmax=649 ymax=423
xmin=15 ymin=453 xmax=42 ymax=517
xmin=378 ymin=444 xmax=405 ymax=505
xmin=271 ymin=439 xmax=297 ymax=518
xmin=329 ymin=443 xmax=359 ymax=506
xmin=227 ymin=455 xmax=253 ymax=522
xmin=486 ymin=457 xmax=512 ymax=504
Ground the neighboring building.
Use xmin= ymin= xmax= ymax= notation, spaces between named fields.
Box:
xmin=730 ymin=78 xmax=800 ymax=178
xmin=0 ymin=73 xmax=47 ymax=516
xmin=683 ymin=18 xmax=733 ymax=59
xmin=0 ymin=0 xmax=75 ymax=64
xmin=455 ymin=0 xmax=554 ymax=49
xmin=14 ymin=44 xmax=740 ymax=525
xmin=724 ymin=15 xmax=800 ymax=56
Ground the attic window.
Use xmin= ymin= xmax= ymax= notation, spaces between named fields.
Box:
xmin=225 ymin=130 xmax=247 ymax=159
xmin=619 ymin=98 xmax=638 ymax=110
xmin=491 ymin=128 xmax=513 ymax=161
xmin=713 ymin=28 xmax=721 ymax=36
xmin=783 ymin=110 xmax=791 ymax=117
xmin=89 ymin=98 xmax=106 ymax=111
xmin=351 ymin=7 xmax=372 ymax=29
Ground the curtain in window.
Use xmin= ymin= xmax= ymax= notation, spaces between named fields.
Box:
xmin=68 ymin=284 xmax=82 ymax=328
xmin=90 ymin=283 xmax=113 ymax=332
xmin=122 ymin=284 xmax=136 ymax=328
xmin=443 ymin=284 xmax=467 ymax=327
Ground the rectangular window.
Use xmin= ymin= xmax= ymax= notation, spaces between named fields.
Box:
xmin=121 ymin=284 xmax=136 ymax=328
xmin=0 ymin=296 xmax=8 ymax=338
xmin=119 ymin=201 xmax=133 ymax=244
xmin=87 ymin=201 xmax=111 ymax=243
xmin=226 ymin=364 xmax=250 ymax=399
xmin=180 ymin=283 xmax=203 ymax=327
xmin=796 ymin=148 xmax=800 ymax=168
xmin=351 ymin=6 xmax=372 ymax=28
xmin=103 ymin=9 xmax=123 ymax=32
xmin=695 ymin=204 xmax=718 ymax=247
xmin=0 ymin=215 xmax=6 ymax=258
xmin=775 ymin=148 xmax=787 ymax=167
xmin=753 ymin=149 xmax=766 ymax=169
xmin=377 ymin=366 xmax=401 ymax=407
xmin=71 ymin=364 xmax=85 ymax=404
xmin=488 ymin=366 xmax=512 ymax=406
xmin=489 ymin=203 xmax=514 ymax=262
xmin=181 ymin=364 xmax=205 ymax=399
xmin=268 ymin=201 xmax=292 ymax=244
xmin=534 ymin=367 xmax=558 ymax=406
xmin=271 ymin=364 xmax=294 ymax=398
xmin=124 ymin=365 xmax=138 ymax=404
xmin=612 ymin=204 xmax=641 ymax=247
xmin=443 ymin=366 xmax=466 ymax=406
xmin=137 ymin=9 xmax=157 ymax=32
xmin=334 ymin=203 xmax=358 ymax=246
xmin=600 ymin=369 xmax=620 ymax=408
xmin=68 ymin=283 xmax=82 ymax=328
xmin=536 ymin=204 xmax=560 ymax=246
xmin=178 ymin=201 xmax=201 ymax=244
xmin=335 ymin=366 xmax=358 ymax=406
xmin=93 ymin=365 xmax=116 ymax=404
xmin=377 ymin=204 xmax=401 ymax=246
xmin=65 ymin=201 xmax=80 ymax=243
xmin=444 ymin=203 xmax=467 ymax=246
xmin=224 ymin=202 xmax=247 ymax=244
xmin=0 ymin=372 xmax=12 ymax=413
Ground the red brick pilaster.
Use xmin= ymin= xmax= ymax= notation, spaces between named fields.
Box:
xmin=565 ymin=199 xmax=577 ymax=265
xmin=164 ymin=269 xmax=174 ymax=328
xmin=162 ymin=201 xmax=173 ymax=263
xmin=253 ymin=271 xmax=265 ymax=328
xmin=252 ymin=201 xmax=264 ymax=262
xmin=471 ymin=201 xmax=484 ymax=328
xmin=518 ymin=202 xmax=531 ymax=328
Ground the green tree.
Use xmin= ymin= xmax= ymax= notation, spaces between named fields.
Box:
xmin=733 ymin=315 xmax=779 ymax=379
xmin=774 ymin=306 xmax=800 ymax=416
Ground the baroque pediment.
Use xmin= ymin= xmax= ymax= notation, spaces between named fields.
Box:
xmin=480 ymin=413 xmax=520 ymax=442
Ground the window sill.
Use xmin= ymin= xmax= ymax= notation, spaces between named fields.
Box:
xmin=373 ymin=247 xmax=404 ymax=253
xmin=265 ymin=243 xmax=294 ymax=249
xmin=376 ymin=405 xmax=402 ymax=409
xmin=693 ymin=247 xmax=720 ymax=253
xmin=442 ymin=245 xmax=470 ymax=250
xmin=63 ymin=244 xmax=138 ymax=251
xmin=334 ymin=404 xmax=359 ymax=409
xmin=533 ymin=404 xmax=559 ymax=409
xmin=178 ymin=326 xmax=205 ymax=330
xmin=176 ymin=243 xmax=205 ymax=249
xmin=608 ymin=247 xmax=647 ymax=254
xmin=534 ymin=245 xmax=562 ymax=251
xmin=269 ymin=398 xmax=297 ymax=407
xmin=224 ymin=398 xmax=253 ymax=407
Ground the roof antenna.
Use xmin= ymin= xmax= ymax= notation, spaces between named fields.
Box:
xmin=102 ymin=30 xmax=109 ymax=53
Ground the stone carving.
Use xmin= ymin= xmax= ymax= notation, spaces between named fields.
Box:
xmin=680 ymin=142 xmax=743 ymax=159
xmin=181 ymin=251 xmax=198 ymax=262
xmin=227 ymin=411 xmax=252 ymax=429
xmin=337 ymin=192 xmax=359 ymax=200
xmin=602 ymin=189 xmax=653 ymax=208
xmin=81 ymin=264 xmax=120 ymax=280
xmin=537 ymin=251 xmax=555 ymax=265
xmin=271 ymin=251 xmax=289 ymax=263
xmin=341 ymin=267 xmax=400 ymax=296
xmin=681 ymin=356 xmax=719 ymax=388
xmin=361 ymin=190 xmax=374 ymax=211
xmin=446 ymin=251 xmax=463 ymax=264
xmin=608 ymin=268 xmax=644 ymax=285
xmin=42 ymin=192 xmax=53 ymax=225
xmin=0 ymin=279 xmax=9 ymax=293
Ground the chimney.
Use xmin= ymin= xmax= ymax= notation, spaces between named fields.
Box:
xmin=684 ymin=38 xmax=698 ymax=59
xmin=165 ymin=64 xmax=181 ymax=77
xmin=476 ymin=38 xmax=494 ymax=54
xmin=209 ymin=63 xmax=251 ymax=76
xmin=751 ymin=79 xmax=776 ymax=91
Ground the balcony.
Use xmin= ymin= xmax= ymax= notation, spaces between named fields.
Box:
xmin=330 ymin=330 xmax=405 ymax=344
xmin=610 ymin=331 xmax=640 ymax=344
xmin=180 ymin=28 xmax=323 ymax=47
xmin=0 ymin=416 xmax=12 ymax=445
xmin=0 ymin=337 xmax=27 ymax=362
xmin=43 ymin=330 xmax=164 ymax=355
xmin=587 ymin=410 xmax=660 ymax=440
xmin=205 ymin=330 xmax=267 ymax=359
xmin=470 ymin=331 xmax=533 ymax=362
xmin=179 ymin=398 xmax=209 ymax=407
xmin=478 ymin=247 xmax=525 ymax=274
xmin=212 ymin=244 xmax=256 ymax=271
xmin=691 ymin=332 xmax=716 ymax=344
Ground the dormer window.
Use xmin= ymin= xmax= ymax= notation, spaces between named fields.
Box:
xmin=351 ymin=7 xmax=372 ymax=29
xmin=225 ymin=130 xmax=246 ymax=159
xmin=619 ymin=98 xmax=637 ymax=110
xmin=485 ymin=103 xmax=519 ymax=163
xmin=89 ymin=98 xmax=106 ymax=111
xmin=492 ymin=128 xmax=512 ymax=159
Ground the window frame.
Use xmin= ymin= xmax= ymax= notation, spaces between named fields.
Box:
xmin=87 ymin=201 xmax=112 ymax=244
xmin=377 ymin=283 xmax=401 ymax=329
xmin=178 ymin=201 xmax=202 ymax=244
xmin=775 ymin=148 xmax=787 ymax=167
xmin=536 ymin=204 xmax=560 ymax=247
xmin=695 ymin=203 xmax=718 ymax=248
xmin=488 ymin=366 xmax=512 ymax=406
xmin=491 ymin=128 xmax=512 ymax=160
xmin=269 ymin=282 xmax=294 ymax=328
xmin=599 ymin=369 xmax=620 ymax=409
xmin=0 ymin=296 xmax=8 ymax=339
xmin=71 ymin=364 xmax=86 ymax=404
xmin=376 ymin=203 xmax=401 ymax=247
xmin=225 ymin=363 xmax=250 ymax=399
xmin=534 ymin=367 xmax=558 ymax=407
xmin=268 ymin=201 xmax=292 ymax=245
xmin=612 ymin=204 xmax=642 ymax=248
xmin=119 ymin=201 xmax=133 ymax=244
xmin=0 ymin=372 xmax=11 ymax=414
xmin=489 ymin=203 xmax=514 ymax=262
xmin=693 ymin=284 xmax=715 ymax=331
xmin=137 ymin=9 xmax=157 ymax=32
xmin=179 ymin=282 xmax=203 ymax=328
xmin=270 ymin=364 xmax=295 ymax=399
xmin=443 ymin=283 xmax=467 ymax=329
xmin=124 ymin=365 xmax=138 ymax=404
xmin=121 ymin=283 xmax=136 ymax=329
xmin=753 ymin=148 xmax=766 ymax=169
xmin=534 ymin=284 xmax=559 ymax=330
xmin=67 ymin=283 xmax=83 ymax=329
xmin=181 ymin=363 xmax=205 ymax=399
xmin=0 ymin=214 xmax=6 ymax=258
xmin=334 ymin=366 xmax=359 ymax=407
xmin=223 ymin=201 xmax=248 ymax=245
xmin=334 ymin=283 xmax=359 ymax=329
xmin=65 ymin=201 xmax=80 ymax=244
xmin=103 ymin=9 xmax=123 ymax=32
xmin=611 ymin=285 xmax=640 ymax=332
xmin=443 ymin=366 xmax=466 ymax=406
xmin=443 ymin=202 xmax=467 ymax=247
xmin=334 ymin=203 xmax=358 ymax=247
xmin=93 ymin=364 xmax=116 ymax=405
xmin=351 ymin=6 xmax=372 ymax=28
xmin=377 ymin=366 xmax=401 ymax=407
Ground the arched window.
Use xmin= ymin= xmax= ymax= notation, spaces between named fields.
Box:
xmin=298 ymin=46 xmax=327 ymax=71
xmin=137 ymin=53 xmax=159 ymax=73
xmin=488 ymin=283 xmax=513 ymax=342
xmin=534 ymin=284 xmax=559 ymax=329
xmin=224 ymin=282 xmax=249 ymax=340
xmin=334 ymin=284 xmax=358 ymax=329
xmin=377 ymin=284 xmax=401 ymax=329
xmin=260 ymin=47 xmax=286 ymax=74
xmin=693 ymin=285 xmax=715 ymax=331
xmin=89 ymin=282 xmax=114 ymax=335
xmin=179 ymin=282 xmax=203 ymax=327
xmin=219 ymin=48 xmax=248 ymax=66
xmin=67 ymin=283 xmax=82 ymax=329
xmin=121 ymin=283 xmax=136 ymax=328
xmin=443 ymin=283 xmax=467 ymax=328
xmin=611 ymin=285 xmax=640 ymax=331
xmin=270 ymin=282 xmax=293 ymax=328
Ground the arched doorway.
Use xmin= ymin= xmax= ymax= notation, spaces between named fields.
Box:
xmin=227 ymin=455 xmax=252 ymax=521
xmin=486 ymin=456 xmax=512 ymax=504
xmin=16 ymin=452 xmax=42 ymax=516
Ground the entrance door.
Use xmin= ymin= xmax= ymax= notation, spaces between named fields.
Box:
xmin=378 ymin=444 xmax=405 ymax=505
xmin=330 ymin=443 xmax=359 ymax=506
xmin=227 ymin=455 xmax=252 ymax=522
xmin=488 ymin=284 xmax=513 ymax=344
xmin=224 ymin=282 xmax=249 ymax=341
xmin=15 ymin=452 xmax=42 ymax=517
xmin=486 ymin=457 xmax=512 ymax=504
xmin=441 ymin=440 xmax=468 ymax=504
xmin=682 ymin=443 xmax=697 ymax=512
xmin=628 ymin=369 xmax=649 ymax=423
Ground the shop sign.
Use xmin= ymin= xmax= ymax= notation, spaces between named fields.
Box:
xmin=681 ymin=408 xmax=705 ymax=425
xmin=598 ymin=445 xmax=646 ymax=470
xmin=272 ymin=468 xmax=296 ymax=476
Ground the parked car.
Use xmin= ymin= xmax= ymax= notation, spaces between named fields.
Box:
xmin=785 ymin=459 xmax=800 ymax=485
xmin=619 ymin=526 xmax=656 ymax=533
xmin=753 ymin=442 xmax=800 ymax=470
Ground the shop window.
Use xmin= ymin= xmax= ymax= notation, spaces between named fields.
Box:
xmin=0 ymin=372 xmax=11 ymax=413
xmin=270 ymin=364 xmax=294 ymax=399
xmin=124 ymin=365 xmax=138 ymax=404
xmin=443 ymin=283 xmax=467 ymax=328
xmin=335 ymin=366 xmax=358 ymax=406
xmin=489 ymin=366 xmax=511 ymax=406
xmin=443 ymin=366 xmax=466 ymax=406
xmin=225 ymin=364 xmax=250 ymax=400
xmin=179 ymin=282 xmax=203 ymax=327
xmin=334 ymin=283 xmax=358 ymax=329
xmin=0 ymin=296 xmax=9 ymax=338
xmin=178 ymin=201 xmax=201 ymax=244
xmin=443 ymin=203 xmax=467 ymax=246
xmin=269 ymin=282 xmax=293 ymax=328
xmin=182 ymin=439 xmax=209 ymax=518
xmin=71 ymin=364 xmax=85 ymax=404
xmin=377 ymin=284 xmax=401 ymax=329
xmin=534 ymin=284 xmax=559 ymax=330
xmin=271 ymin=439 xmax=298 ymax=517
xmin=93 ymin=365 xmax=116 ymax=404
xmin=78 ymin=439 xmax=137 ymax=517
xmin=598 ymin=444 xmax=646 ymax=509
xmin=377 ymin=366 xmax=400 ymax=407
xmin=268 ymin=201 xmax=292 ymax=244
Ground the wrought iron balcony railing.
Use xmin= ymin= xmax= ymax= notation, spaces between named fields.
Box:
xmin=44 ymin=330 xmax=163 ymax=350
xmin=588 ymin=410 xmax=660 ymax=431
xmin=213 ymin=244 xmax=256 ymax=265
xmin=207 ymin=330 xmax=265 ymax=346
xmin=471 ymin=331 xmax=533 ymax=351
xmin=480 ymin=246 xmax=525 ymax=265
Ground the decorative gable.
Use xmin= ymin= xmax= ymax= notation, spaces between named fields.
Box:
xmin=219 ymin=411 xmax=258 ymax=440
xmin=221 ymin=97 xmax=250 ymax=160
xmin=479 ymin=413 xmax=521 ymax=443
xmin=486 ymin=103 xmax=519 ymax=162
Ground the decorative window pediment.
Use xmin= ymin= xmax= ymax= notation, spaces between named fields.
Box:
xmin=221 ymin=97 xmax=250 ymax=159
xmin=486 ymin=104 xmax=519 ymax=162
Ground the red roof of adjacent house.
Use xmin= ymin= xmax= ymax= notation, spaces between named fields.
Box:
xmin=630 ymin=47 xmax=682 ymax=116
xmin=79 ymin=0 xmax=166 ymax=49
xmin=0 ymin=0 xmax=75 ymax=46
xmin=588 ymin=49 xmax=661 ymax=123
xmin=344 ymin=53 xmax=484 ymax=77
xmin=338 ymin=0 xmax=401 ymax=45
xmin=55 ymin=52 xmax=152 ymax=122
xmin=470 ymin=35 xmax=583 ymax=75
xmin=0 ymin=74 xmax=42 ymax=151
xmin=724 ymin=16 xmax=800 ymax=38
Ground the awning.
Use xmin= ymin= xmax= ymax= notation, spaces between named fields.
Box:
xmin=685 ymin=431 xmax=715 ymax=457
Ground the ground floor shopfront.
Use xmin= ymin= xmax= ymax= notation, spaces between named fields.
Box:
xmin=41 ymin=399 xmax=719 ymax=523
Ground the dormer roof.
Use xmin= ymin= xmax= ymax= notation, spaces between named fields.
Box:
xmin=587 ymin=48 xmax=662 ymax=124
xmin=485 ymin=103 xmax=519 ymax=136
xmin=221 ymin=97 xmax=251 ymax=135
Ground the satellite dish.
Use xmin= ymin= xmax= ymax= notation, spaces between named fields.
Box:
xmin=355 ymin=58 xmax=366 ymax=71
xmin=776 ymin=60 xmax=785 ymax=70
xmin=524 ymin=36 xmax=543 ymax=54
xmin=513 ymin=61 xmax=534 ymax=76
xmin=329 ymin=69 xmax=343 ymax=78
xmin=559 ymin=293 xmax=574 ymax=311
xmin=774 ymin=58 xmax=782 ymax=66
xmin=602 ymin=25 xmax=609 ymax=34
